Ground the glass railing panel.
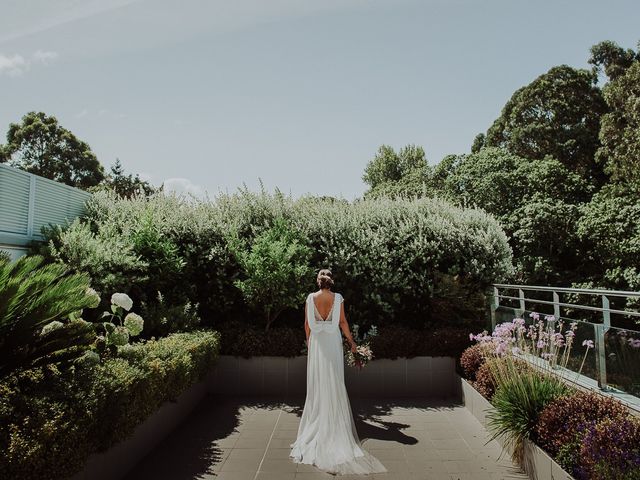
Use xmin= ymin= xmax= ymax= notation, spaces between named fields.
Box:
xmin=605 ymin=326 xmax=640 ymax=397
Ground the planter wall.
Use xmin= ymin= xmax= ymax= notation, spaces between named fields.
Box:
xmin=459 ymin=375 xmax=574 ymax=480
xmin=207 ymin=355 xmax=459 ymax=398
xmin=71 ymin=371 xmax=213 ymax=480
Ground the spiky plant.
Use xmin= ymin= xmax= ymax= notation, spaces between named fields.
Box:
xmin=0 ymin=255 xmax=99 ymax=377
xmin=486 ymin=357 xmax=570 ymax=464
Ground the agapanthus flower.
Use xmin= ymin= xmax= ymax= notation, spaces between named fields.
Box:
xmin=529 ymin=312 xmax=540 ymax=321
xmin=544 ymin=315 xmax=556 ymax=322
xmin=582 ymin=339 xmax=594 ymax=349
xmin=627 ymin=338 xmax=640 ymax=349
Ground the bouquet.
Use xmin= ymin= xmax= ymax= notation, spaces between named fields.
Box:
xmin=345 ymin=343 xmax=373 ymax=370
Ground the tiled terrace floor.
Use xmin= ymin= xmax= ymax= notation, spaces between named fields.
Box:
xmin=125 ymin=395 xmax=527 ymax=480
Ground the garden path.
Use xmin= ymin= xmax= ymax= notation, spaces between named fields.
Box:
xmin=124 ymin=395 xmax=527 ymax=480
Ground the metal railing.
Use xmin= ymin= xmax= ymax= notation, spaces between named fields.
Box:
xmin=490 ymin=284 xmax=640 ymax=393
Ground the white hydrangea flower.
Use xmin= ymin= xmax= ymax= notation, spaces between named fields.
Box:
xmin=86 ymin=287 xmax=101 ymax=308
xmin=124 ymin=313 xmax=144 ymax=336
xmin=108 ymin=326 xmax=130 ymax=346
xmin=111 ymin=293 xmax=133 ymax=311
xmin=40 ymin=321 xmax=64 ymax=336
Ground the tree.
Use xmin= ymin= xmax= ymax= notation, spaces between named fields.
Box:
xmin=228 ymin=219 xmax=312 ymax=331
xmin=97 ymin=159 xmax=156 ymax=198
xmin=589 ymin=41 xmax=640 ymax=184
xmin=577 ymin=182 xmax=640 ymax=294
xmin=485 ymin=65 xmax=607 ymax=185
xmin=362 ymin=144 xmax=432 ymax=198
xmin=589 ymin=40 xmax=638 ymax=81
xmin=435 ymin=148 xmax=592 ymax=285
xmin=0 ymin=112 xmax=105 ymax=189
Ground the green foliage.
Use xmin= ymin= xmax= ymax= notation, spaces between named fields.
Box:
xmin=484 ymin=65 xmax=607 ymax=184
xmin=42 ymin=189 xmax=513 ymax=331
xmin=577 ymin=182 xmax=640 ymax=295
xmin=589 ymin=40 xmax=638 ymax=81
xmin=91 ymin=158 xmax=156 ymax=198
xmin=0 ymin=255 xmax=98 ymax=378
xmin=140 ymin=291 xmax=201 ymax=337
xmin=487 ymin=359 xmax=570 ymax=463
xmin=595 ymin=51 xmax=640 ymax=183
xmin=0 ymin=330 xmax=220 ymax=480
xmin=229 ymin=218 xmax=312 ymax=330
xmin=362 ymin=144 xmax=432 ymax=198
xmin=432 ymin=147 xmax=590 ymax=284
xmin=0 ymin=111 xmax=105 ymax=189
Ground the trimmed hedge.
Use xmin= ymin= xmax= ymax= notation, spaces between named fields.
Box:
xmin=0 ymin=330 xmax=220 ymax=480
xmin=42 ymin=190 xmax=513 ymax=333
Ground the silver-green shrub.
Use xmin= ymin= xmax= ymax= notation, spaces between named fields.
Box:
xmin=42 ymin=189 xmax=513 ymax=330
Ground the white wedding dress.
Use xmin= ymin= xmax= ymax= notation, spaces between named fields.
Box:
xmin=289 ymin=292 xmax=387 ymax=475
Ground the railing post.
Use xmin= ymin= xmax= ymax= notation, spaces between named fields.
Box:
xmin=490 ymin=286 xmax=499 ymax=330
xmin=594 ymin=323 xmax=608 ymax=391
xmin=553 ymin=291 xmax=560 ymax=320
xmin=518 ymin=288 xmax=526 ymax=317
xmin=602 ymin=295 xmax=611 ymax=330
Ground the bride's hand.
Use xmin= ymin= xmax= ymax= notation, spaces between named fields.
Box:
xmin=350 ymin=341 xmax=357 ymax=353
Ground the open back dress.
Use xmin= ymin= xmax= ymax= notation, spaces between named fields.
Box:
xmin=289 ymin=292 xmax=387 ymax=475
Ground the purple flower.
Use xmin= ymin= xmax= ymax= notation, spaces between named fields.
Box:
xmin=537 ymin=340 xmax=546 ymax=349
xmin=513 ymin=317 xmax=525 ymax=326
xmin=582 ymin=339 xmax=594 ymax=349
xmin=544 ymin=315 xmax=556 ymax=322
xmin=628 ymin=338 xmax=640 ymax=349
xmin=529 ymin=312 xmax=540 ymax=321
xmin=512 ymin=347 xmax=521 ymax=355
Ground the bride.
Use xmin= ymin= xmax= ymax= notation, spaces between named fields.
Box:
xmin=289 ymin=269 xmax=387 ymax=475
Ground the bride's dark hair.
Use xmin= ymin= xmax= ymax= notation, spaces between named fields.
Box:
xmin=317 ymin=269 xmax=334 ymax=289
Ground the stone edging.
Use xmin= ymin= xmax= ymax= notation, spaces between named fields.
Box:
xmin=460 ymin=376 xmax=574 ymax=480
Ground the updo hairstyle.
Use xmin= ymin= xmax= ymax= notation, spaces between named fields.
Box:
xmin=316 ymin=269 xmax=334 ymax=289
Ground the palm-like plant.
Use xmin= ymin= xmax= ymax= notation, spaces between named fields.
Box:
xmin=0 ymin=255 xmax=99 ymax=377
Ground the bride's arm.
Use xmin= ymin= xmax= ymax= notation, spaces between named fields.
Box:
xmin=338 ymin=301 xmax=357 ymax=351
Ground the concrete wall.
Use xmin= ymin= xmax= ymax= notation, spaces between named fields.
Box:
xmin=207 ymin=355 xmax=459 ymax=398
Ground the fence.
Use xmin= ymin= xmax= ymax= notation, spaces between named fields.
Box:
xmin=490 ymin=284 xmax=640 ymax=405
xmin=0 ymin=163 xmax=91 ymax=259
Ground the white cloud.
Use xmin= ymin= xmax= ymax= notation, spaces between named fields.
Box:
xmin=0 ymin=50 xmax=58 ymax=76
xmin=33 ymin=49 xmax=58 ymax=64
xmin=0 ymin=53 xmax=27 ymax=76
xmin=163 ymin=177 xmax=207 ymax=200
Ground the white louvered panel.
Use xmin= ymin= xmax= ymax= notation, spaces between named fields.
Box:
xmin=0 ymin=165 xmax=31 ymax=235
xmin=32 ymin=177 xmax=90 ymax=237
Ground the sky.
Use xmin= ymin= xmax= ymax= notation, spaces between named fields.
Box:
xmin=1 ymin=0 xmax=638 ymax=200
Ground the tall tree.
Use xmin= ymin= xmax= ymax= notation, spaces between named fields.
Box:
xmin=485 ymin=65 xmax=607 ymax=185
xmin=362 ymin=144 xmax=431 ymax=198
xmin=589 ymin=41 xmax=640 ymax=184
xmin=0 ymin=112 xmax=104 ymax=189
xmin=98 ymin=159 xmax=156 ymax=198
xmin=433 ymin=147 xmax=592 ymax=285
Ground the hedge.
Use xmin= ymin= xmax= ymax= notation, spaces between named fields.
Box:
xmin=42 ymin=190 xmax=513 ymax=333
xmin=0 ymin=330 xmax=221 ymax=480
